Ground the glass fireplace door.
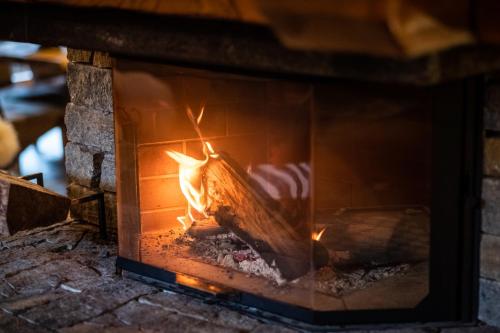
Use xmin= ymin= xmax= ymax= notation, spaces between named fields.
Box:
xmin=114 ymin=59 xmax=479 ymax=325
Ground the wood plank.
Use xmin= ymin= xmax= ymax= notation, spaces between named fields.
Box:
xmin=0 ymin=172 xmax=71 ymax=237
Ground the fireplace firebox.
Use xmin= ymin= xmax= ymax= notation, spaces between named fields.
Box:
xmin=114 ymin=59 xmax=481 ymax=326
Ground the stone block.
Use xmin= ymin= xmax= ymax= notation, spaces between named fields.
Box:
xmin=485 ymin=84 xmax=500 ymax=131
xmin=0 ymin=311 xmax=51 ymax=333
xmin=67 ymin=183 xmax=117 ymax=232
xmin=65 ymin=142 xmax=104 ymax=188
xmin=100 ymin=154 xmax=116 ymax=192
xmin=482 ymin=178 xmax=500 ymax=236
xmin=481 ymin=234 xmax=500 ymax=281
xmin=139 ymin=292 xmax=261 ymax=331
xmin=67 ymin=62 xmax=112 ymax=112
xmin=441 ymin=326 xmax=500 ymax=333
xmin=19 ymin=278 xmax=155 ymax=329
xmin=485 ymin=138 xmax=500 ymax=177
xmin=66 ymin=49 xmax=92 ymax=64
xmin=479 ymin=278 xmax=500 ymax=327
xmin=92 ymin=51 xmax=113 ymax=68
xmin=65 ymin=103 xmax=114 ymax=153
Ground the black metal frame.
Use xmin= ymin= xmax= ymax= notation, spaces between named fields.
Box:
xmin=20 ymin=172 xmax=44 ymax=187
xmin=115 ymin=76 xmax=483 ymax=327
xmin=71 ymin=192 xmax=107 ymax=240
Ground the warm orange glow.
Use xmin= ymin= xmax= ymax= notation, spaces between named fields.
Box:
xmin=176 ymin=273 xmax=225 ymax=295
xmin=166 ymin=149 xmax=209 ymax=214
xmin=166 ymin=106 xmax=217 ymax=229
xmin=312 ymin=227 xmax=326 ymax=241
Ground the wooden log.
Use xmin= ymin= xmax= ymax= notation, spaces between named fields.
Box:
xmin=0 ymin=172 xmax=71 ymax=237
xmin=203 ymin=153 xmax=312 ymax=280
xmin=187 ymin=217 xmax=226 ymax=239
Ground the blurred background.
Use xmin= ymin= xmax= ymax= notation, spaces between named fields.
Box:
xmin=0 ymin=41 xmax=68 ymax=194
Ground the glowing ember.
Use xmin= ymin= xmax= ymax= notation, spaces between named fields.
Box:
xmin=312 ymin=227 xmax=327 ymax=241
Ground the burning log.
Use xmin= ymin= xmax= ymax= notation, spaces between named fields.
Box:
xmin=187 ymin=217 xmax=226 ymax=239
xmin=166 ymin=107 xmax=327 ymax=280
xmin=203 ymin=153 xmax=314 ymax=280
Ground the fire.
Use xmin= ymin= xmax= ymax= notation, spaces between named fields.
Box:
xmin=312 ymin=227 xmax=326 ymax=241
xmin=166 ymin=106 xmax=216 ymax=229
xmin=166 ymin=149 xmax=209 ymax=214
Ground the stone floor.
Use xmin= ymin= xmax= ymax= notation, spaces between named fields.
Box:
xmin=0 ymin=221 xmax=499 ymax=333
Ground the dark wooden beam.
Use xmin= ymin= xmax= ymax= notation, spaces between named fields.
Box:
xmin=1 ymin=2 xmax=500 ymax=84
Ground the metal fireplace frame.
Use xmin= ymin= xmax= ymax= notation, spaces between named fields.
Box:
xmin=114 ymin=70 xmax=483 ymax=328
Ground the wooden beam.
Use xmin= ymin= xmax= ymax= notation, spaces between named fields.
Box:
xmin=0 ymin=172 xmax=71 ymax=237
xmin=1 ymin=2 xmax=500 ymax=84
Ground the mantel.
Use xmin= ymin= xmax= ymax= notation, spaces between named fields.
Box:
xmin=1 ymin=1 xmax=500 ymax=85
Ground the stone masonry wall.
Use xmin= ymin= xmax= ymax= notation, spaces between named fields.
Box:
xmin=65 ymin=49 xmax=117 ymax=234
xmin=480 ymin=76 xmax=500 ymax=327
xmin=64 ymin=49 xmax=500 ymax=328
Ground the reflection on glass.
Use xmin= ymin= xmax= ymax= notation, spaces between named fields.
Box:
xmin=114 ymin=61 xmax=430 ymax=312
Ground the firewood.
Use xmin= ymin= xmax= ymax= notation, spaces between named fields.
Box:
xmin=0 ymin=172 xmax=71 ymax=237
xmin=203 ymin=153 xmax=313 ymax=280
xmin=187 ymin=217 xmax=226 ymax=239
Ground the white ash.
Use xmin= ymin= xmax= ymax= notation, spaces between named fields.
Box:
xmin=175 ymin=229 xmax=412 ymax=295
xmin=311 ymin=263 xmax=410 ymax=296
xmin=178 ymin=231 xmax=286 ymax=285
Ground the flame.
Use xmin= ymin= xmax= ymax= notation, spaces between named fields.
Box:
xmin=166 ymin=106 xmax=217 ymax=229
xmin=312 ymin=227 xmax=326 ymax=241
xmin=176 ymin=216 xmax=188 ymax=230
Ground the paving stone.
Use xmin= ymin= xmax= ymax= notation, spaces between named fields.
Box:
xmin=0 ymin=290 xmax=66 ymax=315
xmin=65 ymin=103 xmax=114 ymax=153
xmin=5 ymin=258 xmax=100 ymax=297
xmin=113 ymin=299 xmax=172 ymax=326
xmin=1 ymin=220 xmax=496 ymax=332
xmin=479 ymin=278 xmax=500 ymax=327
xmin=0 ymin=311 xmax=51 ymax=333
xmin=59 ymin=313 xmax=138 ymax=333
xmin=19 ymin=277 xmax=156 ymax=329
xmin=481 ymin=234 xmax=500 ymax=281
xmin=67 ymin=62 xmax=112 ymax=112
xmin=61 ymin=323 xmax=141 ymax=333
xmin=483 ymin=178 xmax=500 ymax=236
xmin=139 ymin=292 xmax=260 ymax=331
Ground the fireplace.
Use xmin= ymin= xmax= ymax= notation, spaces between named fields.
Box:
xmin=113 ymin=59 xmax=480 ymax=326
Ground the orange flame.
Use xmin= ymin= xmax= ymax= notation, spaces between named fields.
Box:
xmin=312 ymin=227 xmax=326 ymax=241
xmin=166 ymin=149 xmax=209 ymax=214
xmin=166 ymin=106 xmax=216 ymax=228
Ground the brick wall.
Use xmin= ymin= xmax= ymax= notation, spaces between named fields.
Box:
xmin=480 ymin=77 xmax=500 ymax=327
xmin=64 ymin=49 xmax=117 ymax=234
xmin=112 ymin=69 xmax=294 ymax=234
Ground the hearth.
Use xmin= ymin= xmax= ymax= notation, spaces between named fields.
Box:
xmin=113 ymin=59 xmax=481 ymax=326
